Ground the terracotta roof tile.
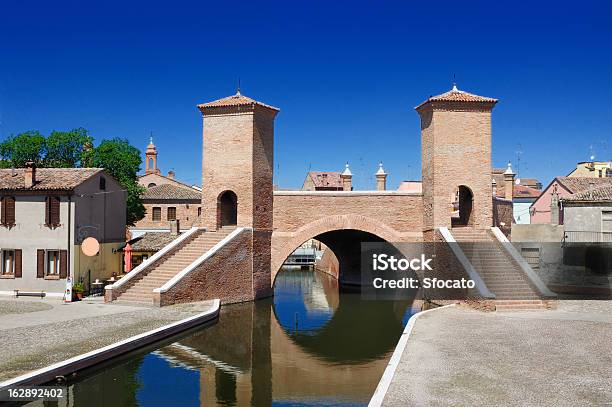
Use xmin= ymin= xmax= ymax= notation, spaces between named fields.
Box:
xmin=496 ymin=184 xmax=542 ymax=199
xmin=564 ymin=184 xmax=612 ymax=202
xmin=129 ymin=232 xmax=181 ymax=252
xmin=556 ymin=177 xmax=612 ymax=194
xmin=0 ymin=168 xmax=103 ymax=191
xmin=142 ymin=184 xmax=201 ymax=201
xmin=308 ymin=172 xmax=343 ymax=189
xmin=198 ymin=92 xmax=279 ymax=112
xmin=416 ymin=85 xmax=497 ymax=110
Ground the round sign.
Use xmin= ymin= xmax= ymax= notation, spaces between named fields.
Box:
xmin=82 ymin=237 xmax=100 ymax=257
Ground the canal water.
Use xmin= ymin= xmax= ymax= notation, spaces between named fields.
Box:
xmin=37 ymin=268 xmax=417 ymax=406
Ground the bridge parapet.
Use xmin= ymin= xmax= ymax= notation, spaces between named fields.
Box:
xmin=271 ymin=190 xmax=425 ymax=280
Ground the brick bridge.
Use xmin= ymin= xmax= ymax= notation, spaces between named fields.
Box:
xmin=271 ymin=191 xmax=423 ymax=284
xmin=107 ymin=86 xmax=554 ymax=310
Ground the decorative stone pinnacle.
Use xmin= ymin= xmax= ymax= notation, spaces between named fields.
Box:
xmin=504 ymin=161 xmax=515 ymax=175
xmin=376 ymin=161 xmax=387 ymax=175
xmin=341 ymin=162 xmax=352 ymax=176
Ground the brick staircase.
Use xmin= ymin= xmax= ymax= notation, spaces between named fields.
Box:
xmin=450 ymin=227 xmax=550 ymax=311
xmin=115 ymin=227 xmax=235 ymax=305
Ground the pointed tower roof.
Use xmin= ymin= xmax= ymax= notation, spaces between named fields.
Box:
xmin=376 ymin=162 xmax=387 ymax=175
xmin=416 ymin=84 xmax=497 ymax=110
xmin=198 ymin=91 xmax=279 ymax=113
xmin=341 ymin=163 xmax=352 ymax=176
xmin=146 ymin=137 xmax=157 ymax=154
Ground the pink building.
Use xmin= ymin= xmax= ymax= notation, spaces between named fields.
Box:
xmin=530 ymin=177 xmax=612 ymax=223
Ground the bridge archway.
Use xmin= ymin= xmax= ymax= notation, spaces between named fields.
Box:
xmin=272 ymin=214 xmax=403 ymax=285
xmin=217 ymin=190 xmax=238 ymax=228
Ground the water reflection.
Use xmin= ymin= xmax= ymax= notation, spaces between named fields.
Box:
xmin=36 ymin=268 xmax=416 ymax=407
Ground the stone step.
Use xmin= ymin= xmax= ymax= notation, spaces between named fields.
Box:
xmin=112 ymin=299 xmax=154 ymax=307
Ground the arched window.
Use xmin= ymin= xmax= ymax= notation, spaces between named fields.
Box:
xmin=147 ymin=183 xmax=157 ymax=188
xmin=217 ymin=191 xmax=237 ymax=228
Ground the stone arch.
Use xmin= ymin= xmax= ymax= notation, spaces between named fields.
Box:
xmin=271 ymin=214 xmax=403 ymax=283
xmin=452 ymin=184 xmax=474 ymax=227
xmin=217 ymin=190 xmax=238 ymax=228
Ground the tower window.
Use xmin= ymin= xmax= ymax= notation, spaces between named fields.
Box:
xmin=99 ymin=177 xmax=106 ymax=190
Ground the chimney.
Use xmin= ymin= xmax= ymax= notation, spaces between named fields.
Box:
xmin=340 ymin=163 xmax=353 ymax=191
xmin=167 ymin=170 xmax=175 ymax=179
xmin=24 ymin=161 xmax=36 ymax=188
xmin=375 ymin=162 xmax=387 ymax=191
xmin=170 ymin=219 xmax=180 ymax=235
xmin=491 ymin=178 xmax=497 ymax=197
xmin=503 ymin=162 xmax=515 ymax=200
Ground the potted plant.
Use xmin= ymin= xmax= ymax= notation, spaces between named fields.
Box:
xmin=73 ymin=282 xmax=84 ymax=300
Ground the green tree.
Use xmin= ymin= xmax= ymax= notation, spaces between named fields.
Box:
xmin=0 ymin=131 xmax=46 ymax=167
xmin=91 ymin=138 xmax=146 ymax=225
xmin=45 ymin=128 xmax=93 ymax=167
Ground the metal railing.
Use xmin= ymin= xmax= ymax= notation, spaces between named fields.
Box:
xmin=563 ymin=231 xmax=612 ymax=244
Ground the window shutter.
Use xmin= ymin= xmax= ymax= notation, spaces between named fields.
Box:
xmin=0 ymin=197 xmax=5 ymax=225
xmin=14 ymin=249 xmax=22 ymax=278
xmin=5 ymin=197 xmax=15 ymax=225
xmin=45 ymin=197 xmax=50 ymax=226
xmin=37 ymin=250 xmax=45 ymax=278
xmin=59 ymin=250 xmax=68 ymax=279
xmin=50 ymin=197 xmax=60 ymax=226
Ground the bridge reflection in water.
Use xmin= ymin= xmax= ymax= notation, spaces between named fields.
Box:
xmin=57 ymin=269 xmax=417 ymax=406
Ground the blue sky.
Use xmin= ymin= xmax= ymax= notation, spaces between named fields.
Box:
xmin=1 ymin=1 xmax=610 ymax=189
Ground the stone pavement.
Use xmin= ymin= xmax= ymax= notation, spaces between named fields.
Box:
xmin=0 ymin=297 xmax=216 ymax=381
xmin=382 ymin=301 xmax=612 ymax=407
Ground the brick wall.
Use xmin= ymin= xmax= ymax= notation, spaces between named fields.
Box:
xmin=419 ymin=102 xmax=494 ymax=231
xmin=156 ymin=229 xmax=255 ymax=305
xmin=493 ymin=197 xmax=514 ymax=236
xmin=200 ymin=106 xmax=277 ymax=231
xmin=134 ymin=200 xmax=201 ymax=230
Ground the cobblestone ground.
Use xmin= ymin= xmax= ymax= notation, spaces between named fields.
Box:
xmin=0 ymin=300 xmax=53 ymax=315
xmin=382 ymin=300 xmax=612 ymax=407
xmin=0 ymin=298 xmax=216 ymax=382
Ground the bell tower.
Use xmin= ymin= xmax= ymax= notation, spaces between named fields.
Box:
xmin=416 ymin=85 xmax=498 ymax=234
xmin=145 ymin=137 xmax=159 ymax=174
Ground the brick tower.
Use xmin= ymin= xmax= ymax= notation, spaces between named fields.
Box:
xmin=197 ymin=90 xmax=279 ymax=298
xmin=416 ymin=85 xmax=498 ymax=235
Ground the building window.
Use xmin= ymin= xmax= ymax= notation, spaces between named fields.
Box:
xmin=148 ymin=183 xmax=157 ymax=188
xmin=99 ymin=177 xmax=106 ymax=190
xmin=152 ymin=207 xmax=162 ymax=221
xmin=602 ymin=211 xmax=612 ymax=234
xmin=2 ymin=250 xmax=15 ymax=275
xmin=0 ymin=196 xmax=16 ymax=227
xmin=46 ymin=250 xmax=60 ymax=275
xmin=521 ymin=247 xmax=540 ymax=270
xmin=45 ymin=196 xmax=60 ymax=227
xmin=167 ymin=207 xmax=177 ymax=221
xmin=197 ymin=207 xmax=202 ymax=217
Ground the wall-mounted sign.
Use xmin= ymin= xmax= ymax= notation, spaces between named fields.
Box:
xmin=82 ymin=237 xmax=100 ymax=257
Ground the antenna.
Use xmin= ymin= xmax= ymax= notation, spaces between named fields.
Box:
xmin=237 ymin=77 xmax=241 ymax=96
xmin=515 ymin=143 xmax=523 ymax=178
xmin=452 ymin=73 xmax=456 ymax=88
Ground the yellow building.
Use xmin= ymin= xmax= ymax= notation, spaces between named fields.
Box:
xmin=568 ymin=161 xmax=612 ymax=178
